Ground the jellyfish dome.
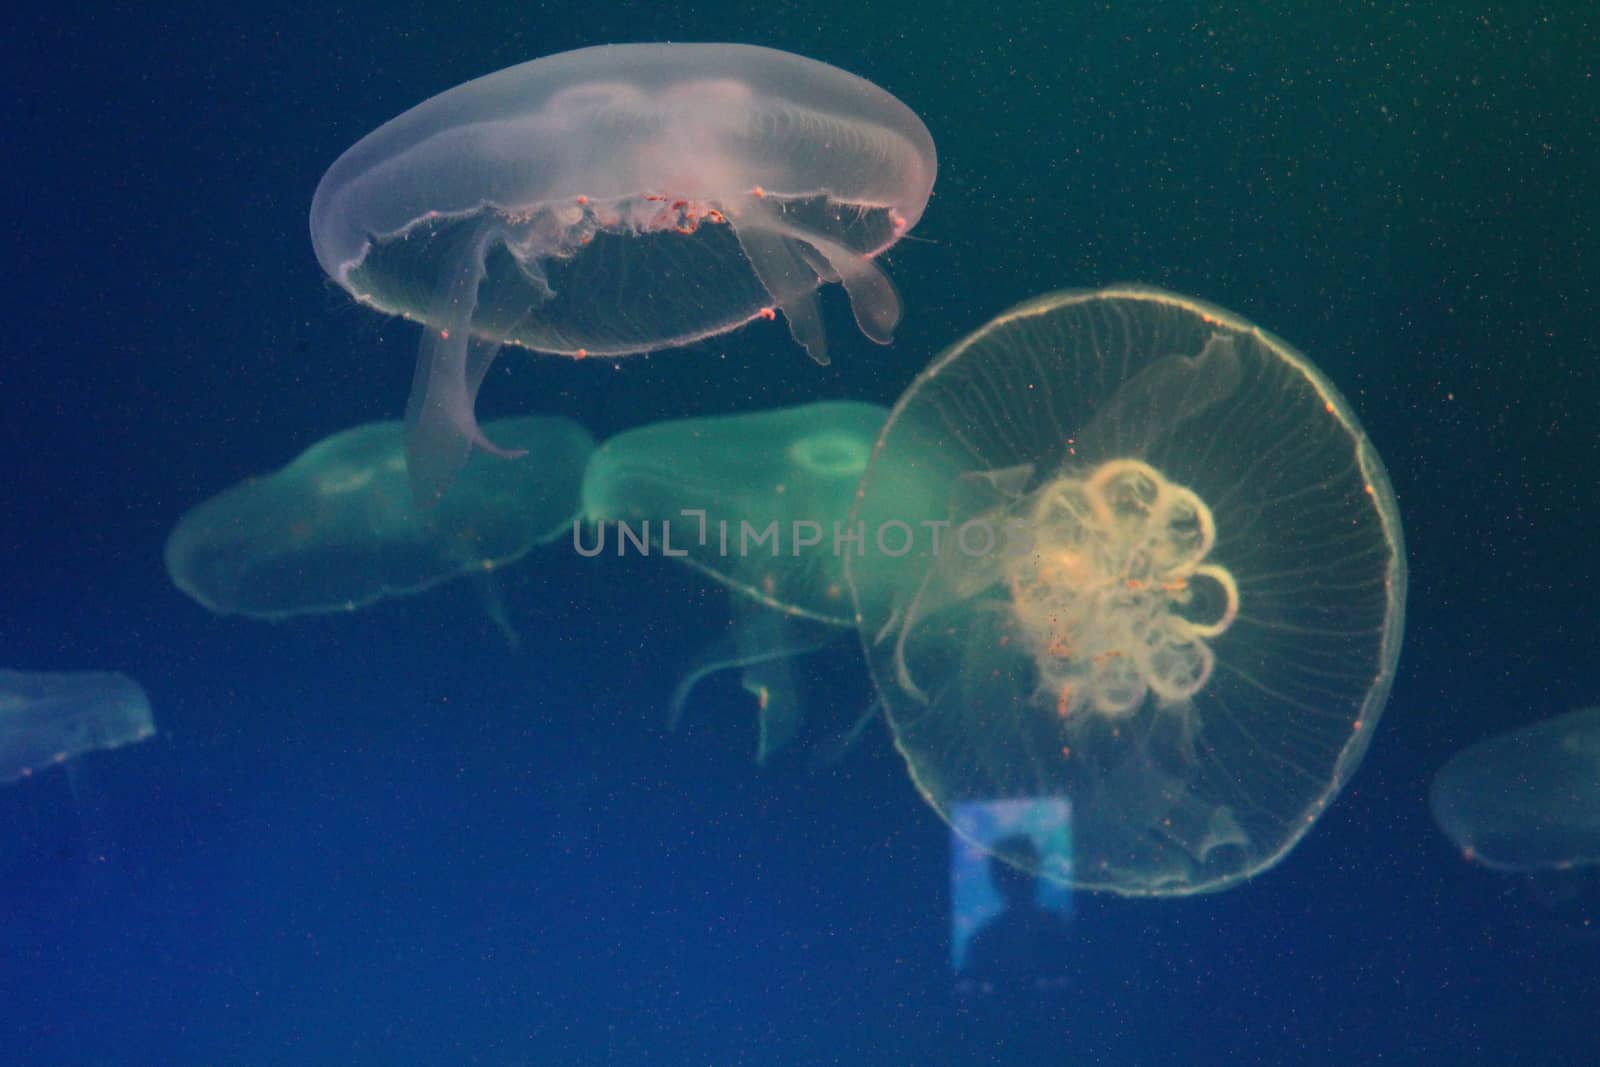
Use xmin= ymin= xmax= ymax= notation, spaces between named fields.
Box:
xmin=846 ymin=286 xmax=1407 ymax=896
xmin=580 ymin=401 xmax=889 ymax=624
xmin=310 ymin=43 xmax=936 ymax=505
xmin=0 ymin=670 xmax=155 ymax=785
xmin=1431 ymin=707 xmax=1600 ymax=872
xmin=165 ymin=416 xmax=593 ymax=618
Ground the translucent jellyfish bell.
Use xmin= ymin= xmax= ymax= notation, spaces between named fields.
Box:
xmin=310 ymin=43 xmax=936 ymax=507
xmin=846 ymin=286 xmax=1407 ymax=895
xmin=1431 ymin=707 xmax=1600 ymax=872
xmin=0 ymin=671 xmax=155 ymax=785
xmin=581 ymin=401 xmax=889 ymax=625
xmin=166 ymin=416 xmax=594 ymax=618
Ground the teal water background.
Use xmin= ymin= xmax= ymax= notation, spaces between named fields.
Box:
xmin=1 ymin=2 xmax=1595 ymax=1063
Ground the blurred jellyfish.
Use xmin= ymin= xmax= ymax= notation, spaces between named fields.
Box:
xmin=1431 ymin=706 xmax=1600 ymax=872
xmin=846 ymin=286 xmax=1407 ymax=895
xmin=582 ymin=401 xmax=887 ymax=624
xmin=310 ymin=43 xmax=936 ymax=506
xmin=581 ymin=402 xmax=888 ymax=759
xmin=0 ymin=670 xmax=155 ymax=786
xmin=165 ymin=416 xmax=593 ymax=623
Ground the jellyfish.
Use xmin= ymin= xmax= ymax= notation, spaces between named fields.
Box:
xmin=1431 ymin=706 xmax=1600 ymax=872
xmin=845 ymin=286 xmax=1407 ymax=895
xmin=581 ymin=401 xmax=890 ymax=759
xmin=581 ymin=401 xmax=889 ymax=624
xmin=165 ymin=415 xmax=593 ymax=620
xmin=0 ymin=670 xmax=155 ymax=785
xmin=310 ymin=43 xmax=937 ymax=506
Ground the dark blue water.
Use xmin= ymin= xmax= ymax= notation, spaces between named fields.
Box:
xmin=3 ymin=1 xmax=1596 ymax=1063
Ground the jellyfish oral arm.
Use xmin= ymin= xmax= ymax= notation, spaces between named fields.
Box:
xmin=728 ymin=196 xmax=903 ymax=363
xmin=403 ymin=223 xmax=528 ymax=509
xmin=779 ymin=219 xmax=901 ymax=344
xmin=730 ymin=205 xmax=831 ymax=365
xmin=1006 ymin=460 xmax=1239 ymax=723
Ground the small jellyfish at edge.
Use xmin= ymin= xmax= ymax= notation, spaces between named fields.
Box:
xmin=0 ymin=670 xmax=155 ymax=786
xmin=1431 ymin=706 xmax=1600 ymax=873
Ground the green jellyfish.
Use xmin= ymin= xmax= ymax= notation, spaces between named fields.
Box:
xmin=581 ymin=402 xmax=889 ymax=759
xmin=581 ymin=401 xmax=888 ymax=624
xmin=166 ymin=416 xmax=594 ymax=619
xmin=1 ymin=670 xmax=155 ymax=785
xmin=846 ymin=286 xmax=1407 ymax=896
xmin=1431 ymin=707 xmax=1600 ymax=872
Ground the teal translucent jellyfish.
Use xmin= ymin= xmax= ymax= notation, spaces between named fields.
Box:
xmin=0 ymin=670 xmax=155 ymax=785
xmin=166 ymin=416 xmax=594 ymax=618
xmin=846 ymin=286 xmax=1407 ymax=895
xmin=581 ymin=401 xmax=888 ymax=759
xmin=310 ymin=43 xmax=936 ymax=506
xmin=581 ymin=401 xmax=888 ymax=625
xmin=1431 ymin=707 xmax=1600 ymax=871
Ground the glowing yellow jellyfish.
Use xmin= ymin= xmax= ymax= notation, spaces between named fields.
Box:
xmin=846 ymin=286 xmax=1407 ymax=895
